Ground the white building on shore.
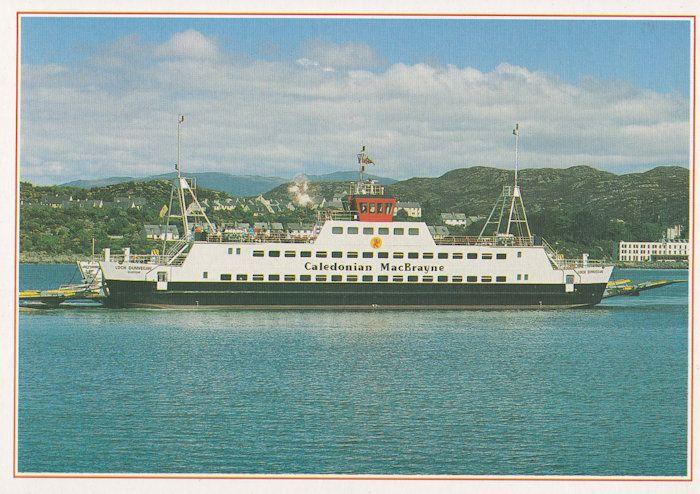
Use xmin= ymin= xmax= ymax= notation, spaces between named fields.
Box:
xmin=618 ymin=240 xmax=689 ymax=262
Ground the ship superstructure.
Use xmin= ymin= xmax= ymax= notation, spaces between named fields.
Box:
xmin=98 ymin=120 xmax=613 ymax=308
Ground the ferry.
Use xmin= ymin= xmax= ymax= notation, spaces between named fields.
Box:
xmin=97 ymin=119 xmax=614 ymax=309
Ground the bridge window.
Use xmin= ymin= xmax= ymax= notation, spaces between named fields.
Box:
xmin=363 ymin=252 xmax=374 ymax=258
xmin=409 ymin=228 xmax=419 ymax=236
xmin=268 ymin=251 xmax=280 ymax=257
xmin=496 ymin=276 xmax=506 ymax=282
xmin=377 ymin=203 xmax=384 ymax=214
xmin=467 ymin=276 xmax=477 ymax=283
xmin=378 ymin=227 xmax=389 ymax=235
xmin=237 ymin=274 xmax=248 ymax=281
xmin=386 ymin=204 xmax=393 ymax=215
xmin=285 ymin=275 xmax=295 ymax=281
xmin=253 ymin=274 xmax=264 ymax=281
xmin=394 ymin=228 xmax=404 ymax=235
xmin=378 ymin=275 xmax=389 ymax=282
xmin=332 ymin=251 xmax=342 ymax=258
xmin=363 ymin=227 xmax=374 ymax=235
xmin=220 ymin=274 xmax=231 ymax=281
xmin=453 ymin=253 xmax=463 ymax=259
xmin=300 ymin=275 xmax=311 ymax=281
xmin=332 ymin=227 xmax=343 ymax=234
xmin=253 ymin=250 xmax=264 ymax=257
xmin=467 ymin=253 xmax=477 ymax=259
xmin=497 ymin=253 xmax=507 ymax=260
xmin=360 ymin=203 xmax=368 ymax=213
xmin=369 ymin=203 xmax=376 ymax=213
xmin=438 ymin=253 xmax=448 ymax=259
xmin=348 ymin=227 xmax=359 ymax=234
xmin=423 ymin=253 xmax=434 ymax=259
xmin=408 ymin=252 xmax=418 ymax=259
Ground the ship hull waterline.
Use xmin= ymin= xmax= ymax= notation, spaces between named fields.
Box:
xmin=102 ymin=280 xmax=608 ymax=309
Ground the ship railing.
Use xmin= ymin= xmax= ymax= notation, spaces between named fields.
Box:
xmin=203 ymin=232 xmax=318 ymax=244
xmin=103 ymin=253 xmax=186 ymax=266
xmin=317 ymin=210 xmax=355 ymax=221
xmin=553 ymin=258 xmax=611 ymax=269
xmin=434 ymin=235 xmax=534 ymax=246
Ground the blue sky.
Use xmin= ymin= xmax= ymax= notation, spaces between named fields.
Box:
xmin=20 ymin=16 xmax=691 ymax=184
xmin=22 ymin=17 xmax=690 ymax=95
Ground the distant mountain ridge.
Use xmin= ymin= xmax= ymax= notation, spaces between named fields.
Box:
xmin=60 ymin=170 xmax=396 ymax=196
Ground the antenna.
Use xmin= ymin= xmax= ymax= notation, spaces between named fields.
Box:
xmin=513 ymin=123 xmax=519 ymax=187
xmin=176 ymin=115 xmax=184 ymax=179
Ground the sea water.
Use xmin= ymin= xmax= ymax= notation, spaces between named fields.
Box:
xmin=17 ymin=264 xmax=688 ymax=475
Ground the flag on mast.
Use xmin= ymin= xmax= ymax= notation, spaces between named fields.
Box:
xmin=178 ymin=115 xmax=185 ymax=123
xmin=513 ymin=123 xmax=519 ymax=136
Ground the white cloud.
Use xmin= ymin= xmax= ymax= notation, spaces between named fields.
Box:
xmin=299 ymin=39 xmax=385 ymax=70
xmin=20 ymin=30 xmax=689 ymax=185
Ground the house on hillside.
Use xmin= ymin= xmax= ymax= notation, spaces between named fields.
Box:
xmin=114 ymin=197 xmax=146 ymax=210
xmin=440 ymin=212 xmax=468 ymax=226
xmin=396 ymin=201 xmax=422 ymax=218
xmin=143 ymin=224 xmax=180 ymax=241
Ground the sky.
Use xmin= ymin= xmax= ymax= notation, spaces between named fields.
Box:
xmin=20 ymin=16 xmax=691 ymax=184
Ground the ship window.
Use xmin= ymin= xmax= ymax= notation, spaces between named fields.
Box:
xmin=496 ymin=276 xmax=506 ymax=283
xmin=467 ymin=276 xmax=477 ymax=283
xmin=267 ymin=274 xmax=279 ymax=281
xmin=316 ymin=251 xmax=327 ymax=258
xmin=237 ymin=274 xmax=248 ymax=281
xmin=316 ymin=275 xmax=327 ymax=282
xmin=253 ymin=250 xmax=264 ymax=257
xmin=482 ymin=253 xmax=493 ymax=260
xmin=452 ymin=276 xmax=463 ymax=282
xmin=407 ymin=275 xmax=418 ymax=282
xmin=332 ymin=251 xmax=342 ymax=258
xmin=360 ymin=203 xmax=368 ymax=213
xmin=408 ymin=252 xmax=419 ymax=259
xmin=386 ymin=204 xmax=393 ymax=215
xmin=394 ymin=228 xmax=404 ymax=235
xmin=285 ymin=251 xmax=296 ymax=257
xmin=517 ymin=274 xmax=522 ymax=281
xmin=437 ymin=275 xmax=448 ymax=282
xmin=377 ymin=203 xmax=384 ymax=214
xmin=467 ymin=253 xmax=477 ymax=259
xmin=220 ymin=274 xmax=232 ymax=281
xmin=285 ymin=275 xmax=295 ymax=281
xmin=393 ymin=275 xmax=404 ymax=282
xmin=363 ymin=252 xmax=374 ymax=259
xmin=236 ymin=248 xmax=241 ymax=255
xmin=566 ymin=275 xmax=575 ymax=284
xmin=370 ymin=203 xmax=377 ymax=213
xmin=517 ymin=251 xmax=522 ymax=258
xmin=409 ymin=228 xmax=419 ymax=236
xmin=453 ymin=253 xmax=463 ymax=259
xmin=347 ymin=275 xmax=358 ymax=282
xmin=348 ymin=227 xmax=359 ymax=234
xmin=253 ymin=274 xmax=264 ymax=281
xmin=362 ymin=275 xmax=373 ymax=282
xmin=363 ymin=227 xmax=374 ymax=235
xmin=332 ymin=227 xmax=343 ymax=234
xmin=497 ymin=253 xmax=507 ymax=260
xmin=300 ymin=251 xmax=311 ymax=257
xmin=481 ymin=276 xmax=492 ymax=283
xmin=203 ymin=272 xmax=208 ymax=279
xmin=378 ymin=275 xmax=389 ymax=282
xmin=438 ymin=253 xmax=448 ymax=259
xmin=378 ymin=227 xmax=389 ymax=235
xmin=393 ymin=252 xmax=404 ymax=259
xmin=300 ymin=275 xmax=311 ymax=281
xmin=524 ymin=274 xmax=529 ymax=280
xmin=227 ymin=247 xmax=233 ymax=254
xmin=347 ymin=251 xmax=358 ymax=258
xmin=423 ymin=253 xmax=434 ymax=259
xmin=378 ymin=252 xmax=389 ymax=259
xmin=268 ymin=250 xmax=280 ymax=257
xmin=331 ymin=275 xmax=342 ymax=282
xmin=423 ymin=276 xmax=434 ymax=282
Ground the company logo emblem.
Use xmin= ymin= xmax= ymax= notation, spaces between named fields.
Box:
xmin=370 ymin=237 xmax=382 ymax=249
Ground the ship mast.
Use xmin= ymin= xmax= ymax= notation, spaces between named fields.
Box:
xmin=478 ymin=124 xmax=532 ymax=243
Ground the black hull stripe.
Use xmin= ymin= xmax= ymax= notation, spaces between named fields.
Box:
xmin=104 ymin=280 xmax=607 ymax=309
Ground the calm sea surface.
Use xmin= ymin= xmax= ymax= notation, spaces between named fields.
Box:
xmin=18 ymin=264 xmax=688 ymax=475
